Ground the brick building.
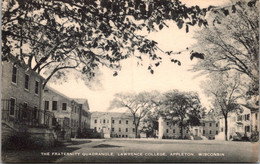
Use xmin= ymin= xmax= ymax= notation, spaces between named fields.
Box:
xmin=42 ymin=87 xmax=91 ymax=138
xmin=1 ymin=56 xmax=55 ymax=148
xmin=74 ymin=98 xmax=91 ymax=131
xmin=90 ymin=112 xmax=136 ymax=138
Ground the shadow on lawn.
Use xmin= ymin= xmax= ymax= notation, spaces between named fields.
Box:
xmin=1 ymin=140 xmax=92 ymax=163
xmin=92 ymin=144 xmax=123 ymax=148
xmin=71 ymin=140 xmax=92 ymax=145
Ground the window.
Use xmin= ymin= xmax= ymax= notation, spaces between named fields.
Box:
xmin=237 ymin=115 xmax=242 ymax=121
xmin=62 ymin=103 xmax=67 ymax=111
xmin=203 ymin=123 xmax=205 ymax=126
xmin=216 ymin=131 xmax=218 ymax=135
xmin=209 ymin=130 xmax=212 ymax=134
xmin=203 ymin=130 xmax=205 ymax=135
xmin=119 ymin=120 xmax=121 ymax=124
xmin=33 ymin=106 xmax=37 ymax=119
xmin=166 ymin=129 xmax=169 ymax=133
xmin=167 ymin=122 xmax=169 ymax=126
xmin=173 ymin=129 xmax=175 ymax=133
xmin=126 ymin=128 xmax=128 ymax=132
xmin=12 ymin=65 xmax=17 ymax=83
xmin=112 ymin=120 xmax=115 ymax=124
xmin=133 ymin=128 xmax=135 ymax=132
xmin=35 ymin=81 xmax=39 ymax=94
xmin=94 ymin=119 xmax=97 ymax=123
xmin=94 ymin=127 xmax=97 ymax=131
xmin=119 ymin=128 xmax=121 ymax=132
xmin=44 ymin=101 xmax=49 ymax=111
xmin=126 ymin=120 xmax=128 ymax=124
xmin=245 ymin=126 xmax=250 ymax=132
xmin=126 ymin=135 xmax=128 ymax=138
xmin=10 ymin=98 xmax=16 ymax=115
xmin=221 ymin=128 xmax=224 ymax=132
xmin=122 ymin=135 xmax=124 ymax=138
xmin=112 ymin=128 xmax=114 ymax=132
xmin=103 ymin=119 xmax=106 ymax=124
xmin=246 ymin=114 xmax=250 ymax=121
xmin=24 ymin=74 xmax=29 ymax=90
xmin=22 ymin=102 xmax=28 ymax=118
xmin=52 ymin=101 xmax=57 ymax=111
xmin=209 ymin=123 xmax=212 ymax=127
xmin=216 ymin=123 xmax=218 ymax=127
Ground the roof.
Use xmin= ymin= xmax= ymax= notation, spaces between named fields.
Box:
xmin=74 ymin=98 xmax=88 ymax=104
xmin=90 ymin=112 xmax=133 ymax=119
xmin=4 ymin=55 xmax=45 ymax=81
xmin=241 ymin=104 xmax=259 ymax=113
xmin=45 ymin=85 xmax=72 ymax=101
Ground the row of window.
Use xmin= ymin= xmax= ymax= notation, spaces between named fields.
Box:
xmin=237 ymin=114 xmax=250 ymax=121
xmin=12 ymin=65 xmax=39 ymax=95
xmin=94 ymin=119 xmax=134 ymax=125
xmin=203 ymin=130 xmax=218 ymax=135
xmin=202 ymin=123 xmax=218 ymax=127
xmin=94 ymin=127 xmax=135 ymax=133
xmin=44 ymin=101 xmax=67 ymax=111
xmin=8 ymin=97 xmax=38 ymax=118
xmin=166 ymin=129 xmax=188 ymax=133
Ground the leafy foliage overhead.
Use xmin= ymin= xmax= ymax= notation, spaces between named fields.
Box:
xmin=2 ymin=0 xmax=210 ymax=87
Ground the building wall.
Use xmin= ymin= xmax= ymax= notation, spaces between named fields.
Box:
xmin=1 ymin=59 xmax=44 ymax=110
xmin=42 ymin=86 xmax=72 ymax=119
xmin=158 ymin=118 xmax=190 ymax=139
xmin=202 ymin=121 xmax=219 ymax=140
xmin=90 ymin=112 xmax=136 ymax=138
xmin=251 ymin=111 xmax=259 ymax=132
xmin=111 ymin=116 xmax=135 ymax=138
xmin=217 ymin=107 xmax=252 ymax=140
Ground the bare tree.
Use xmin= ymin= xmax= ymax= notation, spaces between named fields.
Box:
xmin=109 ymin=91 xmax=159 ymax=138
xmin=191 ymin=0 xmax=259 ymax=103
xmin=201 ymin=73 xmax=243 ymax=141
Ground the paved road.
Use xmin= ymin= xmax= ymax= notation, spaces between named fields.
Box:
xmin=2 ymin=138 xmax=259 ymax=163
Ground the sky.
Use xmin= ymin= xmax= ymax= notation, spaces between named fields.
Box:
xmin=50 ymin=0 xmax=230 ymax=112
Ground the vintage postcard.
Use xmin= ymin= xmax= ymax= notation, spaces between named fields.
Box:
xmin=1 ymin=0 xmax=259 ymax=163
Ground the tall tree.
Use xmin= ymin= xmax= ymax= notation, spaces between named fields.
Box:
xmin=109 ymin=91 xmax=159 ymax=138
xmin=201 ymin=73 xmax=243 ymax=141
xmin=2 ymin=0 xmax=209 ymax=88
xmin=140 ymin=109 xmax=161 ymax=138
xmin=191 ymin=0 xmax=259 ymax=105
xmin=160 ymin=90 xmax=204 ymax=139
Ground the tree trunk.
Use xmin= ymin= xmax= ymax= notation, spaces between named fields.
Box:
xmin=224 ymin=115 xmax=228 ymax=141
xmin=135 ymin=124 xmax=139 ymax=138
xmin=180 ymin=119 xmax=184 ymax=139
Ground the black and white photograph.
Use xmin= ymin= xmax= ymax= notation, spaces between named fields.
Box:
xmin=1 ymin=0 xmax=259 ymax=163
